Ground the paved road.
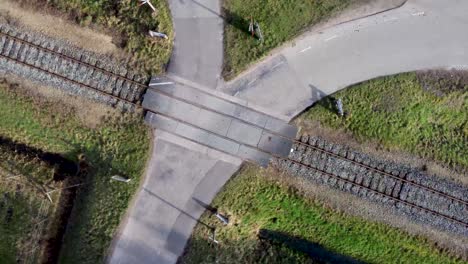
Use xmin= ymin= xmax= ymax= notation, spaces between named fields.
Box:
xmin=108 ymin=131 xmax=242 ymax=264
xmin=224 ymin=0 xmax=468 ymax=119
xmin=167 ymin=0 xmax=223 ymax=89
xmin=110 ymin=0 xmax=468 ymax=263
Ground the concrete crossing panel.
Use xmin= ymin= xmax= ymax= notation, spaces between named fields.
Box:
xmin=258 ymin=131 xmax=294 ymax=157
xmin=175 ymin=123 xmax=240 ymax=155
xmin=195 ymin=109 xmax=232 ymax=136
xmin=144 ymin=77 xmax=298 ymax=166
xmin=226 ymin=119 xmax=263 ymax=146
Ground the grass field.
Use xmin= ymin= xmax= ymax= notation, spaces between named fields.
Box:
xmin=0 ymin=81 xmax=151 ymax=263
xmin=17 ymin=0 xmax=173 ymax=74
xmin=301 ymin=71 xmax=468 ymax=169
xmin=0 ymin=184 xmax=45 ymax=263
xmin=180 ymin=165 xmax=462 ymax=264
xmin=222 ymin=0 xmax=352 ymax=79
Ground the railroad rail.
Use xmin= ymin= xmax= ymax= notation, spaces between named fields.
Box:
xmin=0 ymin=30 xmax=147 ymax=105
xmin=2 ymin=29 xmax=466 ymax=229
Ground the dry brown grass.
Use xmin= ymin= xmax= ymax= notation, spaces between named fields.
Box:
xmin=0 ymin=0 xmax=120 ymax=56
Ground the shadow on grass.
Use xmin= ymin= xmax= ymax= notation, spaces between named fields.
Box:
xmin=0 ymin=136 xmax=78 ymax=181
xmin=188 ymin=0 xmax=252 ymax=37
xmin=258 ymin=229 xmax=366 ymax=264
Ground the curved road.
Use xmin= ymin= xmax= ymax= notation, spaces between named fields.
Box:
xmin=225 ymin=0 xmax=468 ymax=119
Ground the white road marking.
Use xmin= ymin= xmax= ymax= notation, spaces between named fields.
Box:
xmin=271 ymin=61 xmax=284 ymax=70
xmin=247 ymin=78 xmax=258 ymax=86
xmin=151 ymin=82 xmax=174 ymax=86
xmin=412 ymin=11 xmax=425 ymax=16
xmin=325 ymin=35 xmax=338 ymax=42
xmin=299 ymin=46 xmax=311 ymax=53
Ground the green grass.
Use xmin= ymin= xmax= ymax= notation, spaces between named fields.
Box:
xmin=0 ymin=83 xmax=151 ymax=263
xmin=223 ymin=0 xmax=352 ymax=79
xmin=0 ymin=185 xmax=42 ymax=263
xmin=301 ymin=72 xmax=468 ymax=169
xmin=19 ymin=0 xmax=173 ymax=74
xmin=180 ymin=165 xmax=462 ymax=264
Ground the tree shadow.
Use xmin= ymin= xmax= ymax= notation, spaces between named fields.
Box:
xmin=0 ymin=136 xmax=78 ymax=181
xmin=188 ymin=0 xmax=252 ymax=37
xmin=258 ymin=229 xmax=366 ymax=264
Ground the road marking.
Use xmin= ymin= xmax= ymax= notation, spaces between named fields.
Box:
xmin=271 ymin=61 xmax=284 ymax=70
xmin=247 ymin=78 xmax=258 ymax=86
xmin=151 ymin=82 xmax=174 ymax=86
xmin=412 ymin=11 xmax=425 ymax=16
xmin=299 ymin=46 xmax=311 ymax=53
xmin=325 ymin=35 xmax=338 ymax=42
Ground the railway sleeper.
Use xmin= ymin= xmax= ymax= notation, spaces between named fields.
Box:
xmin=121 ymin=81 xmax=132 ymax=101
xmin=385 ymin=179 xmax=398 ymax=196
xmin=361 ymin=173 xmax=373 ymax=188
xmin=92 ymin=68 xmax=104 ymax=89
xmin=113 ymin=78 xmax=123 ymax=97
xmin=377 ymin=177 xmax=388 ymax=193
xmin=9 ymin=41 xmax=21 ymax=60
xmin=0 ymin=36 xmax=6 ymax=52
xmin=308 ymin=136 xmax=318 ymax=147
xmin=1 ymin=38 xmax=13 ymax=56
xmin=369 ymin=174 xmax=381 ymax=190
xmin=17 ymin=42 xmax=28 ymax=62
xmin=34 ymin=48 xmax=46 ymax=68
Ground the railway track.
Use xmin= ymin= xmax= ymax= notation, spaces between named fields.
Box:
xmin=284 ymin=136 xmax=468 ymax=229
xmin=0 ymin=28 xmax=148 ymax=106
xmin=2 ymin=27 xmax=466 ymax=231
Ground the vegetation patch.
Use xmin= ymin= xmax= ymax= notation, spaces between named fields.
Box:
xmin=0 ymin=133 xmax=79 ymax=263
xmin=15 ymin=0 xmax=173 ymax=74
xmin=222 ymin=0 xmax=352 ymax=79
xmin=0 ymin=81 xmax=151 ymax=263
xmin=301 ymin=71 xmax=468 ymax=170
xmin=180 ymin=165 xmax=462 ymax=264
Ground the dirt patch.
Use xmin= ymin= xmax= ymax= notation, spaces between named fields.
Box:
xmin=417 ymin=69 xmax=468 ymax=97
xmin=0 ymin=0 xmax=119 ymax=55
xmin=265 ymin=166 xmax=468 ymax=260
xmin=294 ymin=118 xmax=468 ymax=186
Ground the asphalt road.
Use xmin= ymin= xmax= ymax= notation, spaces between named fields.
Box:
xmin=224 ymin=0 xmax=468 ymax=119
xmin=167 ymin=0 xmax=223 ymax=89
xmin=108 ymin=131 xmax=242 ymax=264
